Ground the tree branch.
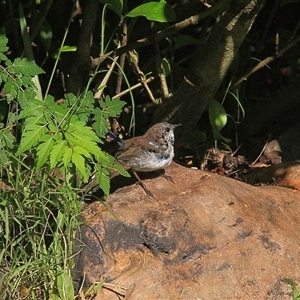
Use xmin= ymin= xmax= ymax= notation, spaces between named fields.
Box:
xmin=93 ymin=0 xmax=230 ymax=66
xmin=152 ymin=0 xmax=266 ymax=145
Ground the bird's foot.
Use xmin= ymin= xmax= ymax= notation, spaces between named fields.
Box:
xmin=136 ymin=180 xmax=154 ymax=198
xmin=160 ymin=171 xmax=174 ymax=184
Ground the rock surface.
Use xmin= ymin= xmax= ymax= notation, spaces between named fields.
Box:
xmin=74 ymin=163 xmax=300 ymax=299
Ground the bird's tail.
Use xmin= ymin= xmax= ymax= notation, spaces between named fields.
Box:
xmin=107 ymin=130 xmax=125 ymax=147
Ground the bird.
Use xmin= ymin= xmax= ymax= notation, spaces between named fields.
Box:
xmin=108 ymin=122 xmax=181 ymax=197
xmin=82 ymin=122 xmax=180 ymax=198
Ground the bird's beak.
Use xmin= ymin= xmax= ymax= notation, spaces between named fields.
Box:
xmin=173 ymin=124 xmax=181 ymax=128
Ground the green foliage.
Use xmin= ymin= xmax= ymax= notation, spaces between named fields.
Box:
xmin=0 ymin=34 xmax=44 ymax=104
xmin=53 ymin=270 xmax=75 ymax=300
xmin=8 ymin=57 xmax=44 ymax=76
xmin=19 ymin=3 xmax=44 ymax=100
xmin=284 ymin=278 xmax=300 ymax=300
xmin=0 ymin=126 xmax=15 ymax=166
xmin=161 ymin=58 xmax=171 ymax=76
xmin=126 ymin=0 xmax=175 ymax=22
xmin=208 ymin=99 xmax=230 ymax=143
xmin=0 ymin=164 xmax=82 ymax=299
xmin=15 ymin=92 xmax=126 ymax=190
xmin=0 ymin=29 xmax=126 ymax=299
xmin=0 ymin=32 xmax=9 ymax=60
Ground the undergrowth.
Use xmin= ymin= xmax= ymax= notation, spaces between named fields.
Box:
xmin=0 ymin=30 xmax=125 ymax=299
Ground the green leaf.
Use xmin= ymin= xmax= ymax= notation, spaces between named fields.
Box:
xmin=1 ymin=128 xmax=15 ymax=149
xmin=0 ymin=52 xmax=7 ymax=61
xmin=49 ymin=294 xmax=61 ymax=300
xmin=0 ymin=71 xmax=8 ymax=85
xmin=36 ymin=136 xmax=55 ymax=170
xmin=71 ymin=148 xmax=88 ymax=182
xmin=60 ymin=45 xmax=77 ymax=52
xmin=9 ymin=58 xmax=45 ymax=76
xmin=18 ymin=90 xmax=39 ymax=108
xmin=0 ymin=31 xmax=9 ymax=54
xmin=20 ymin=75 xmax=38 ymax=89
xmin=93 ymin=111 xmax=109 ymax=138
xmin=73 ymin=145 xmax=91 ymax=159
xmin=17 ymin=98 xmax=45 ymax=118
xmin=0 ymin=149 xmax=9 ymax=165
xmin=56 ymin=270 xmax=74 ymax=300
xmin=93 ymin=96 xmax=125 ymax=138
xmin=50 ymin=141 xmax=67 ymax=168
xmin=126 ymin=1 xmax=175 ymax=22
xmin=62 ymin=147 xmax=73 ymax=168
xmin=113 ymin=163 xmax=130 ymax=177
xmin=211 ymin=130 xmax=231 ymax=143
xmin=101 ymin=96 xmax=126 ymax=117
xmin=68 ymin=118 xmax=101 ymax=142
xmin=101 ymin=0 xmax=123 ymax=17
xmin=77 ymin=99 xmax=94 ymax=122
xmin=5 ymin=59 xmax=12 ymax=67
xmin=0 ymin=127 xmax=15 ymax=165
xmin=284 ymin=278 xmax=300 ymax=300
xmin=161 ymin=58 xmax=171 ymax=76
xmin=17 ymin=122 xmax=48 ymax=153
xmin=4 ymin=80 xmax=18 ymax=101
xmin=95 ymin=167 xmax=110 ymax=195
xmin=19 ymin=3 xmax=43 ymax=101
xmin=209 ymin=99 xmax=227 ymax=132
xmin=66 ymin=134 xmax=103 ymax=159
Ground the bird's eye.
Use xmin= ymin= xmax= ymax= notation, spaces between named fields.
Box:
xmin=165 ymin=127 xmax=170 ymax=132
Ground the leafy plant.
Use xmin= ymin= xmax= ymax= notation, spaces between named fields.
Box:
xmin=208 ymin=99 xmax=230 ymax=143
xmin=16 ymin=92 xmax=126 ymax=194
xmin=126 ymin=0 xmax=176 ymax=22
xmin=0 ymin=25 xmax=126 ymax=299
xmin=284 ymin=278 xmax=300 ymax=300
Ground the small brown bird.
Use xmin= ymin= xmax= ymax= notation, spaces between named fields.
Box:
xmin=82 ymin=122 xmax=180 ymax=198
xmin=109 ymin=122 xmax=181 ymax=197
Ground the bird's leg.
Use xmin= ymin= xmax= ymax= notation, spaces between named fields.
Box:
xmin=131 ymin=170 xmax=155 ymax=198
xmin=158 ymin=169 xmax=174 ymax=184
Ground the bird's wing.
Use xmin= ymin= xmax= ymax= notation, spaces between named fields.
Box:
xmin=116 ymin=138 xmax=145 ymax=162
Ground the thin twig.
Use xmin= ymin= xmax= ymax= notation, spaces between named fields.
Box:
xmin=94 ymin=54 xmax=119 ymax=100
xmin=112 ymin=76 xmax=155 ymax=99
xmin=153 ymin=24 xmax=169 ymax=101
xmin=128 ymin=51 xmax=156 ymax=103
xmin=251 ymin=142 xmax=268 ymax=166
xmin=93 ymin=0 xmax=230 ymax=66
xmin=233 ymin=34 xmax=300 ymax=87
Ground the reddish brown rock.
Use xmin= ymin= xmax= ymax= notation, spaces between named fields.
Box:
xmin=243 ymin=161 xmax=300 ymax=190
xmin=74 ymin=163 xmax=300 ymax=299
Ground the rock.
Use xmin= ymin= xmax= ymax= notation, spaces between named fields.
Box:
xmin=74 ymin=163 xmax=300 ymax=299
xmin=242 ymin=161 xmax=300 ymax=189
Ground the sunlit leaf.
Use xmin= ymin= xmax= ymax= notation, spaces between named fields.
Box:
xmin=9 ymin=58 xmax=44 ymax=76
xmin=36 ymin=136 xmax=55 ymax=170
xmin=126 ymin=1 xmax=175 ymax=22
xmin=209 ymin=99 xmax=227 ymax=132
xmin=50 ymin=141 xmax=67 ymax=168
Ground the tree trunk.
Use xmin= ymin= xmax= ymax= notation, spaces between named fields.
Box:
xmin=67 ymin=0 xmax=99 ymax=95
xmin=153 ymin=0 xmax=266 ymax=145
